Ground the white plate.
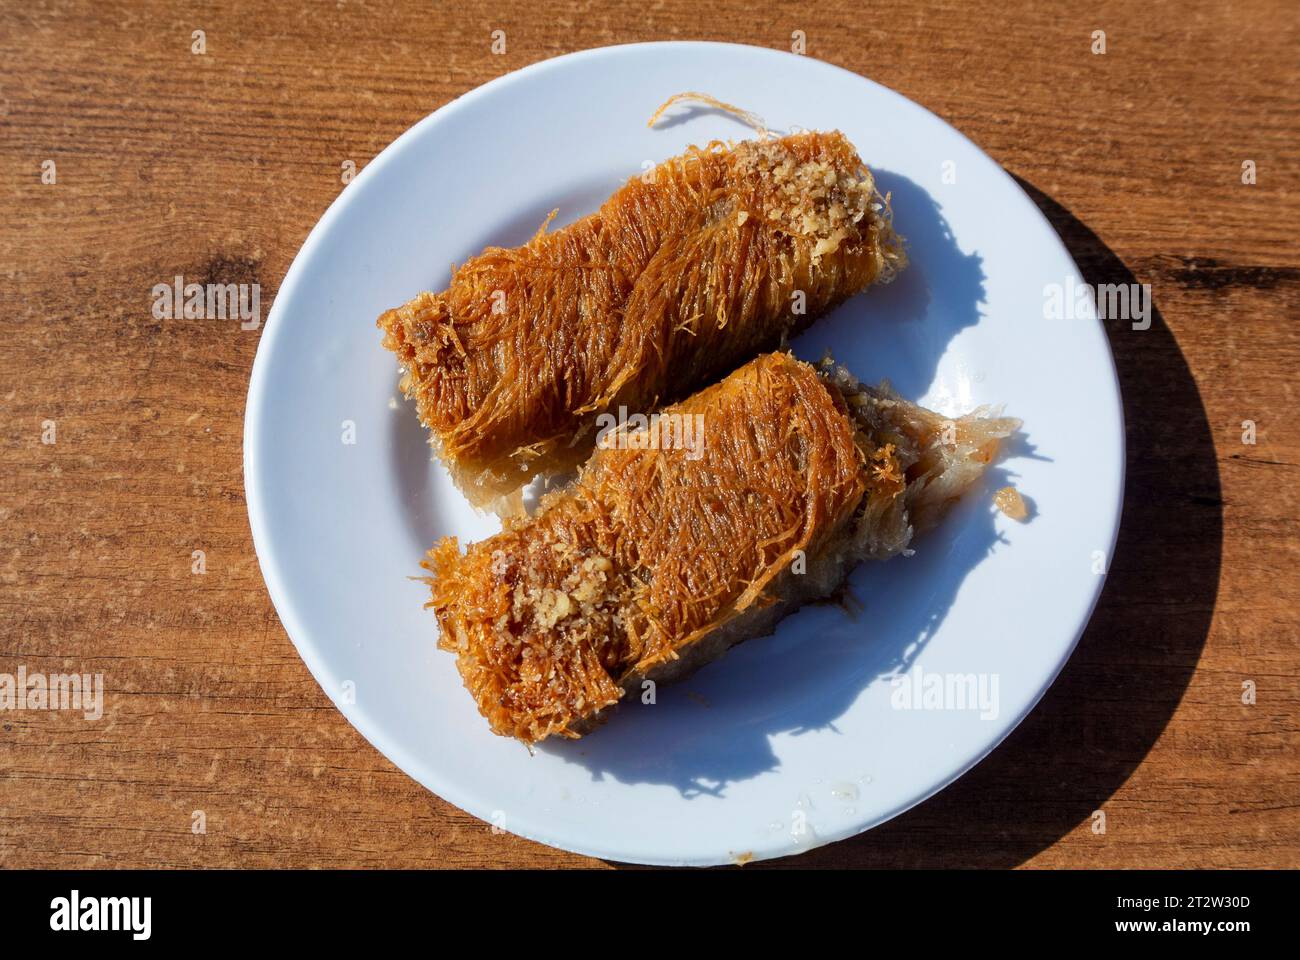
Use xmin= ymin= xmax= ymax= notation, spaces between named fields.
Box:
xmin=244 ymin=42 xmax=1123 ymax=866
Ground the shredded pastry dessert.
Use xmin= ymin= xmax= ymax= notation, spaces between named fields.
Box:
xmin=379 ymin=127 xmax=905 ymax=508
xmin=425 ymin=351 xmax=1018 ymax=743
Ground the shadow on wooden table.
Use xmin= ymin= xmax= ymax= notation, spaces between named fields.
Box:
xmin=610 ymin=177 xmax=1224 ymax=869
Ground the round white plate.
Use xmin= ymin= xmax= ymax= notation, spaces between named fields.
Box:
xmin=244 ymin=41 xmax=1123 ymax=866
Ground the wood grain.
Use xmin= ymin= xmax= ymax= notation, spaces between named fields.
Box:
xmin=1 ymin=0 xmax=1296 ymax=868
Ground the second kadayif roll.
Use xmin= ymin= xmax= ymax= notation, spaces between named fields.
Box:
xmin=425 ymin=352 xmax=1018 ymax=744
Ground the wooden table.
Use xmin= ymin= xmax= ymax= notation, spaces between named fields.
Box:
xmin=2 ymin=0 xmax=1296 ymax=869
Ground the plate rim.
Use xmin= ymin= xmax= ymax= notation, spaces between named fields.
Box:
xmin=243 ymin=39 xmax=1126 ymax=866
